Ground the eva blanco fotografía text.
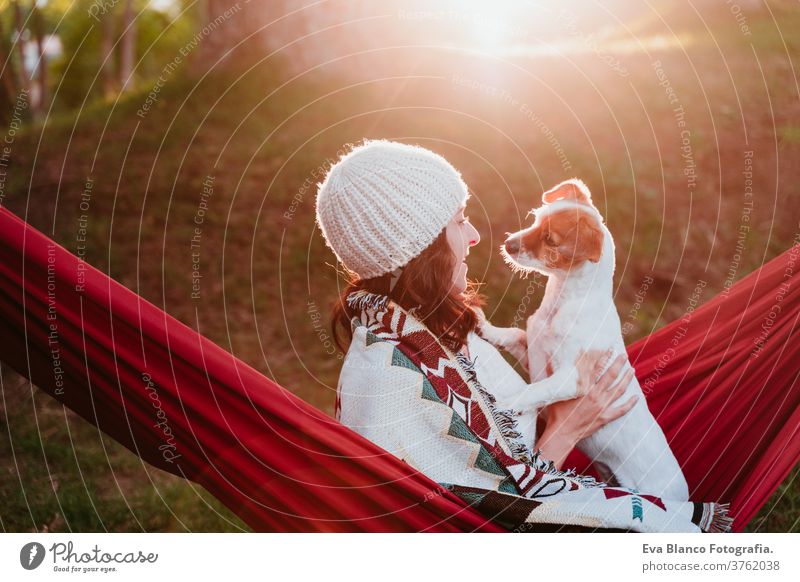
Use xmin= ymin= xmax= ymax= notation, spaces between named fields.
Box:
xmin=643 ymin=543 xmax=771 ymax=556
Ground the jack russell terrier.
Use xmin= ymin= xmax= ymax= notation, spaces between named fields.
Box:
xmin=478 ymin=178 xmax=689 ymax=501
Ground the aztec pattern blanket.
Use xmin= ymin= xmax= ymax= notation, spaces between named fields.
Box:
xmin=336 ymin=290 xmax=731 ymax=533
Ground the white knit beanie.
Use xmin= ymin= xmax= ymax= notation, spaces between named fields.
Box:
xmin=315 ymin=140 xmax=470 ymax=279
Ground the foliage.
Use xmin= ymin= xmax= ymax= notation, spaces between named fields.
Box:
xmin=47 ymin=0 xmax=196 ymax=110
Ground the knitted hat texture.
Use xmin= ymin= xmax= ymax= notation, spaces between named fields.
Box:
xmin=315 ymin=140 xmax=469 ymax=279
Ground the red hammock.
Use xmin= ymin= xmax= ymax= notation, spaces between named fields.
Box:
xmin=0 ymin=206 xmax=798 ymax=532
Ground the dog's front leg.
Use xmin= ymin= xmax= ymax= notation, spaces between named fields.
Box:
xmin=494 ymin=366 xmax=580 ymax=412
xmin=525 ymin=314 xmax=549 ymax=381
xmin=492 ymin=327 xmax=528 ymax=369
xmin=474 ymin=309 xmax=528 ymax=368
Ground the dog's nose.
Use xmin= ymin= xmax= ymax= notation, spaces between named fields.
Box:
xmin=504 ymin=237 xmax=520 ymax=254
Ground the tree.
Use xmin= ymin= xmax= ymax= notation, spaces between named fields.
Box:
xmin=1 ymin=0 xmax=55 ymax=117
xmin=51 ymin=0 xmax=196 ymax=109
xmin=118 ymin=0 xmax=136 ymax=92
xmin=11 ymin=0 xmax=30 ymax=98
xmin=100 ymin=8 xmax=115 ymax=96
xmin=31 ymin=0 xmax=46 ymax=112
xmin=0 ymin=9 xmax=21 ymax=118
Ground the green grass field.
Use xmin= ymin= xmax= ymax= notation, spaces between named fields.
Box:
xmin=2 ymin=2 xmax=799 ymax=531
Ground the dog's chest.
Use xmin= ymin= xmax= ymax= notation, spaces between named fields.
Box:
xmin=533 ymin=298 xmax=618 ymax=359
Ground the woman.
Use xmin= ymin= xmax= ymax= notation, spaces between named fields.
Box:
xmin=315 ymin=139 xmax=730 ymax=532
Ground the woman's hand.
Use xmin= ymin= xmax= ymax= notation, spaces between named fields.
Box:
xmin=572 ymin=349 xmax=623 ymax=398
xmin=536 ymin=351 xmax=638 ymax=469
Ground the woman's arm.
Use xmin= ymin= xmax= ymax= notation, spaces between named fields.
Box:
xmin=536 ymin=353 xmax=638 ymax=469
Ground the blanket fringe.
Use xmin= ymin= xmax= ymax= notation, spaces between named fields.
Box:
xmin=455 ymin=351 xmax=531 ymax=463
xmin=346 ymin=290 xmax=389 ymax=312
xmin=707 ymin=502 xmax=734 ymax=533
xmin=529 ymin=450 xmax=607 ymax=489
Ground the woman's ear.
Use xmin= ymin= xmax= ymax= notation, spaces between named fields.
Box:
xmin=542 ymin=179 xmax=593 ymax=206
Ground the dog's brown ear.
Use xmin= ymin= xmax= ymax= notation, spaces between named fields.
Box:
xmin=576 ymin=215 xmax=604 ymax=263
xmin=542 ymin=179 xmax=593 ymax=206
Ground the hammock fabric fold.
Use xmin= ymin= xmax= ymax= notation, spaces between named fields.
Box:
xmin=0 ymin=205 xmax=798 ymax=532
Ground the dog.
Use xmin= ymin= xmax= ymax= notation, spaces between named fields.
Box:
xmin=478 ymin=178 xmax=689 ymax=501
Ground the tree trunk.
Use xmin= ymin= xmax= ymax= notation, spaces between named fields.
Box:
xmin=100 ymin=10 xmax=116 ymax=96
xmin=11 ymin=0 xmax=31 ymax=97
xmin=189 ymin=0 xmax=224 ymax=75
xmin=31 ymin=1 xmax=47 ymax=114
xmin=0 ymin=15 xmax=20 ymax=111
xmin=118 ymin=0 xmax=137 ymax=91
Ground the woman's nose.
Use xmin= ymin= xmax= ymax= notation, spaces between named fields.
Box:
xmin=467 ymin=223 xmax=480 ymax=247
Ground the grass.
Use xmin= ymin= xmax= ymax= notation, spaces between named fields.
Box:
xmin=1 ymin=368 xmax=246 ymax=532
xmin=1 ymin=2 xmax=799 ymax=532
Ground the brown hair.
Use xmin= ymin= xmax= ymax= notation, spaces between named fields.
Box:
xmin=331 ymin=230 xmax=485 ymax=354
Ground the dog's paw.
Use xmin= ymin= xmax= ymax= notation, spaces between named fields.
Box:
xmin=504 ymin=328 xmax=529 ymax=369
xmin=472 ymin=307 xmax=490 ymax=332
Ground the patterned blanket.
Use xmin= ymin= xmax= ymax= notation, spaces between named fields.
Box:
xmin=337 ymin=290 xmax=731 ymax=533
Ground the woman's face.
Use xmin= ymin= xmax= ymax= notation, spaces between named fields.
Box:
xmin=445 ymin=206 xmax=480 ymax=294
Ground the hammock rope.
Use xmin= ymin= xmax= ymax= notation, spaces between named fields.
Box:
xmin=0 ymin=206 xmax=798 ymax=532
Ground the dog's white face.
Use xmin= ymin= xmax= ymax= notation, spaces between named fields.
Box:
xmin=501 ymin=179 xmax=605 ymax=276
